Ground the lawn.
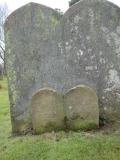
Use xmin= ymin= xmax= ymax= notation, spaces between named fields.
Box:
xmin=0 ymin=78 xmax=120 ymax=160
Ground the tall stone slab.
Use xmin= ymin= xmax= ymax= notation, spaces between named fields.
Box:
xmin=59 ymin=0 xmax=120 ymax=120
xmin=4 ymin=3 xmax=61 ymax=134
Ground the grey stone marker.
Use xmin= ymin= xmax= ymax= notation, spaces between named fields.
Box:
xmin=4 ymin=3 xmax=61 ymax=134
xmin=31 ymin=89 xmax=65 ymax=134
xmin=59 ymin=0 xmax=120 ymax=121
xmin=64 ymin=85 xmax=99 ymax=130
xmin=4 ymin=0 xmax=120 ymax=135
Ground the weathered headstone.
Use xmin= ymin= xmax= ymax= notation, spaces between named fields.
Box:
xmin=4 ymin=3 xmax=61 ymax=134
xmin=4 ymin=0 xmax=120 ymax=134
xmin=31 ymin=89 xmax=65 ymax=134
xmin=59 ymin=0 xmax=120 ymax=120
xmin=64 ymin=85 xmax=99 ymax=130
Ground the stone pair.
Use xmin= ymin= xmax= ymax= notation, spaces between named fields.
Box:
xmin=31 ymin=85 xmax=99 ymax=134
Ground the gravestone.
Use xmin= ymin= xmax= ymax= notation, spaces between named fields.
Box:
xmin=31 ymin=89 xmax=65 ymax=134
xmin=59 ymin=0 xmax=120 ymax=120
xmin=64 ymin=85 xmax=99 ymax=130
xmin=4 ymin=3 xmax=61 ymax=134
xmin=4 ymin=0 xmax=120 ymax=134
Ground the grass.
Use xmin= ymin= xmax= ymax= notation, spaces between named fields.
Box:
xmin=0 ymin=78 xmax=120 ymax=160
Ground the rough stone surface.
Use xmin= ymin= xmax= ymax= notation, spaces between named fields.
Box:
xmin=64 ymin=85 xmax=99 ymax=130
xmin=4 ymin=0 xmax=120 ymax=134
xmin=4 ymin=3 xmax=61 ymax=134
xmin=58 ymin=0 xmax=120 ymax=119
xmin=31 ymin=89 xmax=65 ymax=134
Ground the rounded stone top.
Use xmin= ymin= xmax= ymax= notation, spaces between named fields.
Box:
xmin=65 ymin=85 xmax=98 ymax=99
xmin=4 ymin=2 xmax=57 ymax=28
xmin=64 ymin=0 xmax=120 ymax=17
xmin=31 ymin=88 xmax=58 ymax=100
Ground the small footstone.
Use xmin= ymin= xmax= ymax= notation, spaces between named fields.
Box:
xmin=31 ymin=89 xmax=65 ymax=134
xmin=64 ymin=85 xmax=99 ymax=130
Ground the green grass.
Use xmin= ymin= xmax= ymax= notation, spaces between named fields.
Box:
xmin=0 ymin=78 xmax=120 ymax=160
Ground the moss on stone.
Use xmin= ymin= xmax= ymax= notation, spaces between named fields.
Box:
xmin=34 ymin=121 xmax=65 ymax=134
xmin=50 ymin=16 xmax=59 ymax=32
xmin=5 ymin=30 xmax=18 ymax=108
xmin=107 ymin=112 xmax=120 ymax=122
xmin=13 ymin=119 xmax=32 ymax=135
xmin=69 ymin=119 xmax=98 ymax=131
